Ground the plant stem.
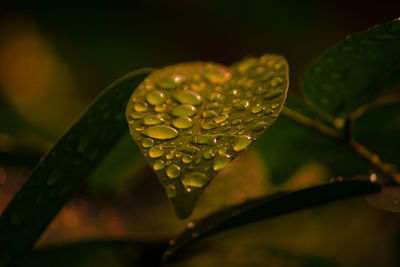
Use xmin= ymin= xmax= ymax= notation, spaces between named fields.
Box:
xmin=282 ymin=107 xmax=400 ymax=184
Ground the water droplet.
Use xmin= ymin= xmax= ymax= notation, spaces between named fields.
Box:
xmin=134 ymin=102 xmax=148 ymax=112
xmin=234 ymin=100 xmax=250 ymax=110
xmin=233 ymin=136 xmax=252 ymax=151
xmin=166 ymin=184 xmax=176 ymax=198
xmin=237 ymin=57 xmax=258 ymax=73
xmin=141 ymin=138 xmax=154 ymax=148
xmin=130 ymin=112 xmax=145 ymax=119
xmin=231 ymin=119 xmax=241 ymax=125
xmin=155 ymin=104 xmax=167 ymax=112
xmin=203 ymin=68 xmax=230 ymax=84
xmin=202 ymin=110 xmax=217 ymax=118
xmin=218 ymin=147 xmax=227 ymax=155
xmin=244 ymin=117 xmax=255 ymax=124
xmin=183 ymin=172 xmax=210 ymax=189
xmin=251 ymin=104 xmax=263 ymax=113
xmin=213 ymin=154 xmax=231 ymax=171
xmin=146 ymin=90 xmax=166 ymax=105
xmin=149 ymin=146 xmax=164 ymax=158
xmin=171 ymin=104 xmax=197 ymax=117
xmin=153 ymin=160 xmax=165 ymax=170
xmin=203 ymin=150 xmax=215 ymax=159
xmin=173 ymin=90 xmax=202 ymax=105
xmin=166 ymin=151 xmax=174 ymax=160
xmin=166 ymin=164 xmax=181 ymax=178
xmin=252 ymin=122 xmax=266 ymax=132
xmin=271 ymin=103 xmax=279 ymax=109
xmin=214 ymin=114 xmax=229 ymax=123
xmin=178 ymin=146 xmax=200 ymax=154
xmin=157 ymin=78 xmax=176 ymax=89
xmin=169 ymin=239 xmax=175 ymax=246
xmin=201 ymin=121 xmax=217 ymax=130
xmin=270 ymin=77 xmax=282 ymax=87
xmin=370 ymin=173 xmax=377 ymax=182
xmin=192 ymin=135 xmax=217 ymax=145
xmin=182 ymin=155 xmax=193 ymax=164
xmin=143 ymin=115 xmax=163 ymax=125
xmin=172 ymin=116 xmax=193 ymax=129
xmin=142 ymin=126 xmax=178 ymax=140
xmin=264 ymin=90 xmax=282 ymax=99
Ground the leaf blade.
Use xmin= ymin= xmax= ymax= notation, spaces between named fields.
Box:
xmin=164 ymin=180 xmax=380 ymax=261
xmin=304 ymin=18 xmax=400 ymax=116
xmin=0 ymin=68 xmax=153 ymax=266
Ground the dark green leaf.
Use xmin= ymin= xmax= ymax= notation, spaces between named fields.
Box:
xmin=0 ymin=68 xmax=153 ymax=267
xmin=304 ymin=18 xmax=400 ymax=117
xmin=164 ymin=180 xmax=379 ymax=261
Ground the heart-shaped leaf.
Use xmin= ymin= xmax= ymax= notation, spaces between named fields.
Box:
xmin=126 ymin=54 xmax=289 ymax=218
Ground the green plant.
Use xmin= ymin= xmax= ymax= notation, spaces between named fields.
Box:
xmin=0 ymin=18 xmax=399 ymax=266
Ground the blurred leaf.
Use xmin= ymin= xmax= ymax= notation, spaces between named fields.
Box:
xmin=255 ymin=96 xmax=369 ymax=185
xmin=304 ymin=18 xmax=400 ymax=117
xmin=22 ymin=239 xmax=167 ymax=267
xmin=367 ymin=186 xmax=400 ymax=213
xmin=126 ymin=55 xmax=288 ymax=219
xmin=0 ymin=68 xmax=153 ymax=266
xmin=354 ymin=101 xmax=400 ymax=167
xmin=164 ymin=180 xmax=380 ymax=261
xmin=86 ymin=133 xmax=147 ymax=198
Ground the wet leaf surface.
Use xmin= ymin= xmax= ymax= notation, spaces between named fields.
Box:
xmin=126 ymin=55 xmax=289 ymax=218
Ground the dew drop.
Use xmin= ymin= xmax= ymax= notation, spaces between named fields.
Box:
xmin=166 ymin=164 xmax=181 ymax=179
xmin=166 ymin=184 xmax=176 ymax=198
xmin=134 ymin=102 xmax=148 ymax=112
xmin=130 ymin=112 xmax=145 ymax=120
xmin=201 ymin=121 xmax=217 ymax=130
xmin=187 ymin=221 xmax=196 ymax=229
xmin=270 ymin=77 xmax=282 ymax=87
xmin=182 ymin=155 xmax=193 ymax=164
xmin=149 ymin=146 xmax=164 ymax=158
xmin=231 ymin=119 xmax=241 ymax=125
xmin=178 ymin=145 xmax=200 ymax=154
xmin=172 ymin=116 xmax=193 ymax=129
xmin=234 ymin=100 xmax=250 ymax=110
xmin=233 ymin=136 xmax=252 ymax=151
xmin=157 ymin=78 xmax=176 ymax=89
xmin=173 ymin=90 xmax=202 ymax=105
xmin=142 ymin=126 xmax=178 ymax=140
xmin=203 ymin=150 xmax=215 ymax=159
xmin=143 ymin=115 xmax=163 ymax=125
xmin=203 ymin=68 xmax=230 ymax=84
xmin=153 ymin=160 xmax=165 ymax=171
xmin=171 ymin=104 xmax=197 ymax=117
xmin=202 ymin=110 xmax=217 ymax=118
xmin=252 ymin=122 xmax=266 ymax=132
xmin=271 ymin=103 xmax=279 ymax=109
xmin=251 ymin=104 xmax=263 ymax=114
xmin=166 ymin=151 xmax=175 ymax=160
xmin=214 ymin=114 xmax=229 ymax=124
xmin=155 ymin=104 xmax=167 ymax=112
xmin=192 ymin=135 xmax=217 ymax=145
xmin=183 ymin=172 xmax=211 ymax=189
xmin=213 ymin=154 xmax=231 ymax=171
xmin=141 ymin=138 xmax=154 ymax=148
xmin=146 ymin=90 xmax=166 ymax=105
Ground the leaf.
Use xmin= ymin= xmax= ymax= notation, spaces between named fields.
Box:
xmin=255 ymin=96 xmax=370 ymax=185
xmin=163 ymin=180 xmax=380 ymax=261
xmin=0 ymin=68 xmax=153 ymax=267
xmin=22 ymin=239 xmax=168 ymax=267
xmin=126 ymin=55 xmax=289 ymax=219
xmin=304 ymin=18 xmax=400 ymax=117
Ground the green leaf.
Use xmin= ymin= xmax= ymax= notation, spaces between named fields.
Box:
xmin=163 ymin=180 xmax=380 ymax=261
xmin=304 ymin=18 xmax=400 ymax=117
xmin=0 ymin=68 xmax=153 ymax=267
xmin=126 ymin=55 xmax=289 ymax=219
xmin=22 ymin=239 xmax=168 ymax=267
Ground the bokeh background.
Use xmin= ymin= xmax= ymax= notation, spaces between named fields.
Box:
xmin=1 ymin=1 xmax=400 ymax=266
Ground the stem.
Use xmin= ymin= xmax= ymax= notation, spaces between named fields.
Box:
xmin=282 ymin=107 xmax=400 ymax=183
